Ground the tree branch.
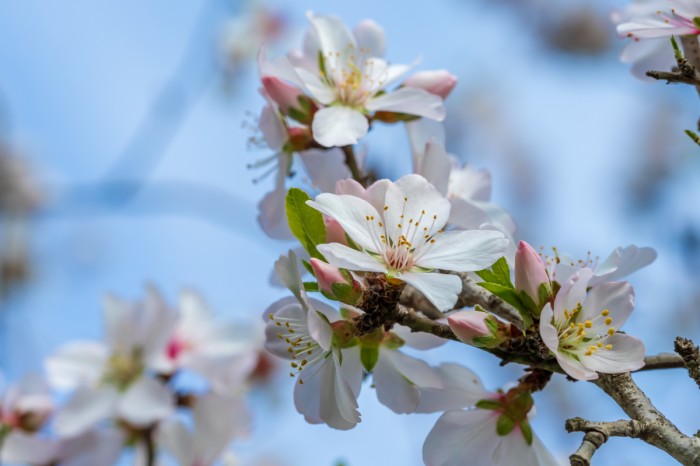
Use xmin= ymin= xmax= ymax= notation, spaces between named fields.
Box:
xmin=341 ymin=145 xmax=364 ymax=184
xmin=592 ymin=372 xmax=700 ymax=465
xmin=400 ymin=273 xmax=524 ymax=329
xmin=566 ymin=418 xmax=643 ymax=466
xmin=674 ymin=337 xmax=700 ymax=389
xmin=640 ymin=352 xmax=686 ymax=371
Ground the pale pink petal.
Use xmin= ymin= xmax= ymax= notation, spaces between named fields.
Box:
xmin=374 ymin=349 xmax=441 ymax=413
xmin=423 ymin=409 xmax=501 ymax=466
xmin=406 ymin=118 xmax=446 ymax=165
xmin=157 ymin=420 xmax=195 ymax=465
xmin=581 ymin=281 xmax=634 ymax=334
xmin=415 ymin=230 xmax=508 ymax=271
xmin=392 ymin=324 xmax=446 ymax=350
xmin=354 ymin=19 xmax=385 ymax=57
xmin=274 ymin=250 xmax=303 ymax=299
xmin=589 ymin=245 xmax=657 ymax=286
xmin=1 ymin=431 xmax=58 ymax=465
xmin=584 ymin=334 xmax=646 ymax=374
xmin=403 ymin=69 xmax=457 ymax=99
xmin=416 ymin=363 xmax=488 ymax=413
xmin=259 ymin=104 xmax=286 ymax=151
xmin=311 ymin=106 xmax=369 ymax=147
xmin=416 ymin=140 xmax=451 ymax=196
xmin=117 ymin=377 xmax=174 ymax=426
xmin=398 ymin=272 xmax=461 ymax=312
xmin=59 ymin=428 xmax=125 ymax=466
xmin=54 ymin=387 xmax=119 ymax=437
xmin=366 ymin=87 xmax=445 ymax=120
xmin=294 ymin=66 xmax=336 ymax=104
xmin=45 ymin=341 xmax=108 ymax=389
xmin=316 ymin=243 xmax=386 ymax=273
xmin=554 ymin=270 xmax=593 ymax=320
xmin=193 ymin=394 xmax=251 ymax=460
xmin=308 ymin=193 xmax=382 ymax=252
xmin=258 ymin=184 xmax=293 ymax=240
xmin=298 ymin=148 xmax=351 ymax=193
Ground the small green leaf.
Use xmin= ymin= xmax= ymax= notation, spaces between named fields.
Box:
xmin=286 ymin=188 xmax=327 ymax=260
xmin=538 ymin=282 xmax=552 ymax=306
xmin=671 ymin=35 xmax=684 ymax=61
xmin=302 ymin=259 xmax=315 ymax=276
xmin=479 ymin=282 xmax=534 ymax=328
xmin=475 ymin=399 xmax=501 ymax=410
xmin=496 ymin=414 xmax=516 ymax=436
xmin=685 ymin=129 xmax=700 ymax=147
xmin=330 ymin=282 xmax=361 ymax=305
xmin=518 ymin=290 xmax=539 ymax=317
xmin=360 ymin=345 xmax=380 ymax=372
xmin=520 ymin=420 xmax=534 ymax=446
xmin=303 ymin=282 xmax=319 ymax=292
xmin=475 ymin=257 xmax=513 ymax=288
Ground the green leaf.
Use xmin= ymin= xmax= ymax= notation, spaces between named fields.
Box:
xmin=538 ymin=282 xmax=552 ymax=307
xmin=685 ymin=129 xmax=700 ymax=147
xmin=496 ymin=414 xmax=516 ymax=436
xmin=671 ymin=35 xmax=684 ymax=61
xmin=695 ymin=17 xmax=700 ymax=29
xmin=519 ymin=290 xmax=539 ymax=317
xmin=302 ymin=259 xmax=315 ymax=276
xmin=520 ymin=420 xmax=534 ymax=446
xmin=479 ymin=282 xmax=534 ymax=329
xmin=475 ymin=257 xmax=513 ymax=288
xmin=303 ymin=282 xmax=319 ymax=292
xmin=475 ymin=399 xmax=501 ymax=410
xmin=331 ymin=281 xmax=360 ymax=305
xmin=286 ymin=188 xmax=327 ymax=260
xmin=360 ymin=345 xmax=379 ymax=372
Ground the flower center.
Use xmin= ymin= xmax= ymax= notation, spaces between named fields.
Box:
xmin=364 ymin=196 xmax=443 ymax=273
xmin=268 ymin=313 xmax=326 ymax=384
xmin=556 ymin=304 xmax=616 ymax=358
xmin=101 ymin=350 xmax=145 ymax=391
xmin=323 ymin=46 xmax=384 ymax=108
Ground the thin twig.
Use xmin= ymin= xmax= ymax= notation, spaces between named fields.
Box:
xmin=640 ymin=352 xmax=686 ymax=371
xmin=566 ymin=418 xmax=643 ymax=466
xmin=674 ymin=337 xmax=700 ymax=389
xmin=341 ymin=145 xmax=364 ymax=184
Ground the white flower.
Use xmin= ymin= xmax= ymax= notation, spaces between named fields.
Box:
xmin=613 ymin=0 xmax=699 ymax=78
xmin=254 ymin=99 xmax=350 ymax=240
xmin=423 ymin=375 xmax=560 ymax=466
xmin=45 ymin=287 xmax=177 ymax=436
xmin=539 ymin=269 xmax=645 ymax=380
xmin=308 ymin=174 xmax=509 ymax=311
xmin=157 ymin=393 xmax=250 ymax=466
xmin=151 ymin=290 xmax=259 ymax=388
xmin=548 ymin=244 xmax=656 ymax=287
xmin=264 ymin=252 xmax=362 ymax=430
xmin=423 ymin=409 xmax=559 ymax=466
xmin=261 ymin=12 xmax=446 ymax=147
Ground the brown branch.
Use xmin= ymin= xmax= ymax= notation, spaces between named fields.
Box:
xmin=674 ymin=337 xmax=700 ymax=389
xmin=400 ymin=273 xmax=524 ymax=328
xmin=681 ymin=35 xmax=700 ymax=98
xmin=640 ymin=352 xmax=686 ymax=371
xmin=566 ymin=418 xmax=643 ymax=466
xmin=592 ymin=373 xmax=700 ymax=465
xmin=341 ymin=145 xmax=365 ymax=185
xmin=645 ymin=70 xmax=700 ymax=86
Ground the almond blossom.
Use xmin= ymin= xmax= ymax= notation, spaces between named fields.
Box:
xmin=308 ymin=174 xmax=509 ymax=311
xmin=45 ymin=287 xmax=177 ymax=436
xmin=264 ymin=251 xmax=362 ymax=430
xmin=422 ymin=371 xmax=559 ymax=466
xmin=254 ymin=94 xmax=350 ymax=239
xmin=157 ymin=393 xmax=251 ymax=466
xmin=539 ymin=269 xmax=645 ymax=381
xmin=260 ymin=12 xmax=447 ymax=147
xmin=613 ymin=0 xmax=700 ymax=78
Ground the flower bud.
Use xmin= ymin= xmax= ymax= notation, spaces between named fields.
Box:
xmin=403 ymin=70 xmax=457 ymax=99
xmin=514 ymin=241 xmax=550 ymax=306
xmin=325 ymin=218 xmax=349 ymax=246
xmin=262 ymin=76 xmax=303 ymax=113
xmin=310 ymin=258 xmax=346 ymax=294
xmin=310 ymin=258 xmax=362 ymax=305
xmin=448 ymin=310 xmax=490 ymax=344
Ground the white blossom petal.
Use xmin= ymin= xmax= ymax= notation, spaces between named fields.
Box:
xmin=317 ymin=243 xmax=386 ymax=273
xmin=311 ymin=106 xmax=369 ymax=147
xmin=308 ymin=193 xmax=382 ymax=252
xmin=584 ymin=333 xmax=646 ymax=374
xmin=54 ymin=387 xmax=119 ymax=437
xmin=117 ymin=377 xmax=174 ymax=426
xmin=415 ymin=230 xmax=508 ymax=272
xmin=298 ymin=148 xmax=351 ymax=193
xmin=366 ymin=87 xmax=445 ymax=120
xmin=399 ymin=271 xmax=461 ymax=312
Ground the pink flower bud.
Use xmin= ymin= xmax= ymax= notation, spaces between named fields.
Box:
xmin=325 ymin=218 xmax=349 ymax=246
xmin=262 ymin=76 xmax=303 ymax=113
xmin=403 ymin=70 xmax=457 ymax=99
xmin=514 ymin=241 xmax=549 ymax=303
xmin=448 ymin=311 xmax=490 ymax=344
xmin=310 ymin=258 xmax=347 ymax=294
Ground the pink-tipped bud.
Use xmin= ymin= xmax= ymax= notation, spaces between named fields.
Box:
xmin=325 ymin=218 xmax=349 ymax=246
xmin=403 ymin=70 xmax=457 ymax=99
xmin=448 ymin=311 xmax=491 ymax=344
xmin=310 ymin=258 xmax=346 ymax=294
xmin=514 ymin=241 xmax=549 ymax=304
xmin=262 ymin=76 xmax=303 ymax=113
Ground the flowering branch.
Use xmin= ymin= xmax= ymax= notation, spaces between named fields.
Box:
xmin=566 ymin=418 xmax=643 ymax=466
xmin=674 ymin=337 xmax=700 ymax=389
xmin=592 ymin=372 xmax=700 ymax=465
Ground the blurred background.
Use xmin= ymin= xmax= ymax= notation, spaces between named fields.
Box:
xmin=0 ymin=0 xmax=698 ymax=464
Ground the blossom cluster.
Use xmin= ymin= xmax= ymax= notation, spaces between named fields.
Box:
xmin=252 ymin=11 xmax=660 ymax=466
xmin=1 ymin=287 xmax=262 ymax=465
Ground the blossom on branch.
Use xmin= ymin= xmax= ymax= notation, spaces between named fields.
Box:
xmin=539 ymin=269 xmax=645 ymax=380
xmin=308 ymin=174 xmax=509 ymax=311
xmin=260 ymin=12 xmax=450 ymax=147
